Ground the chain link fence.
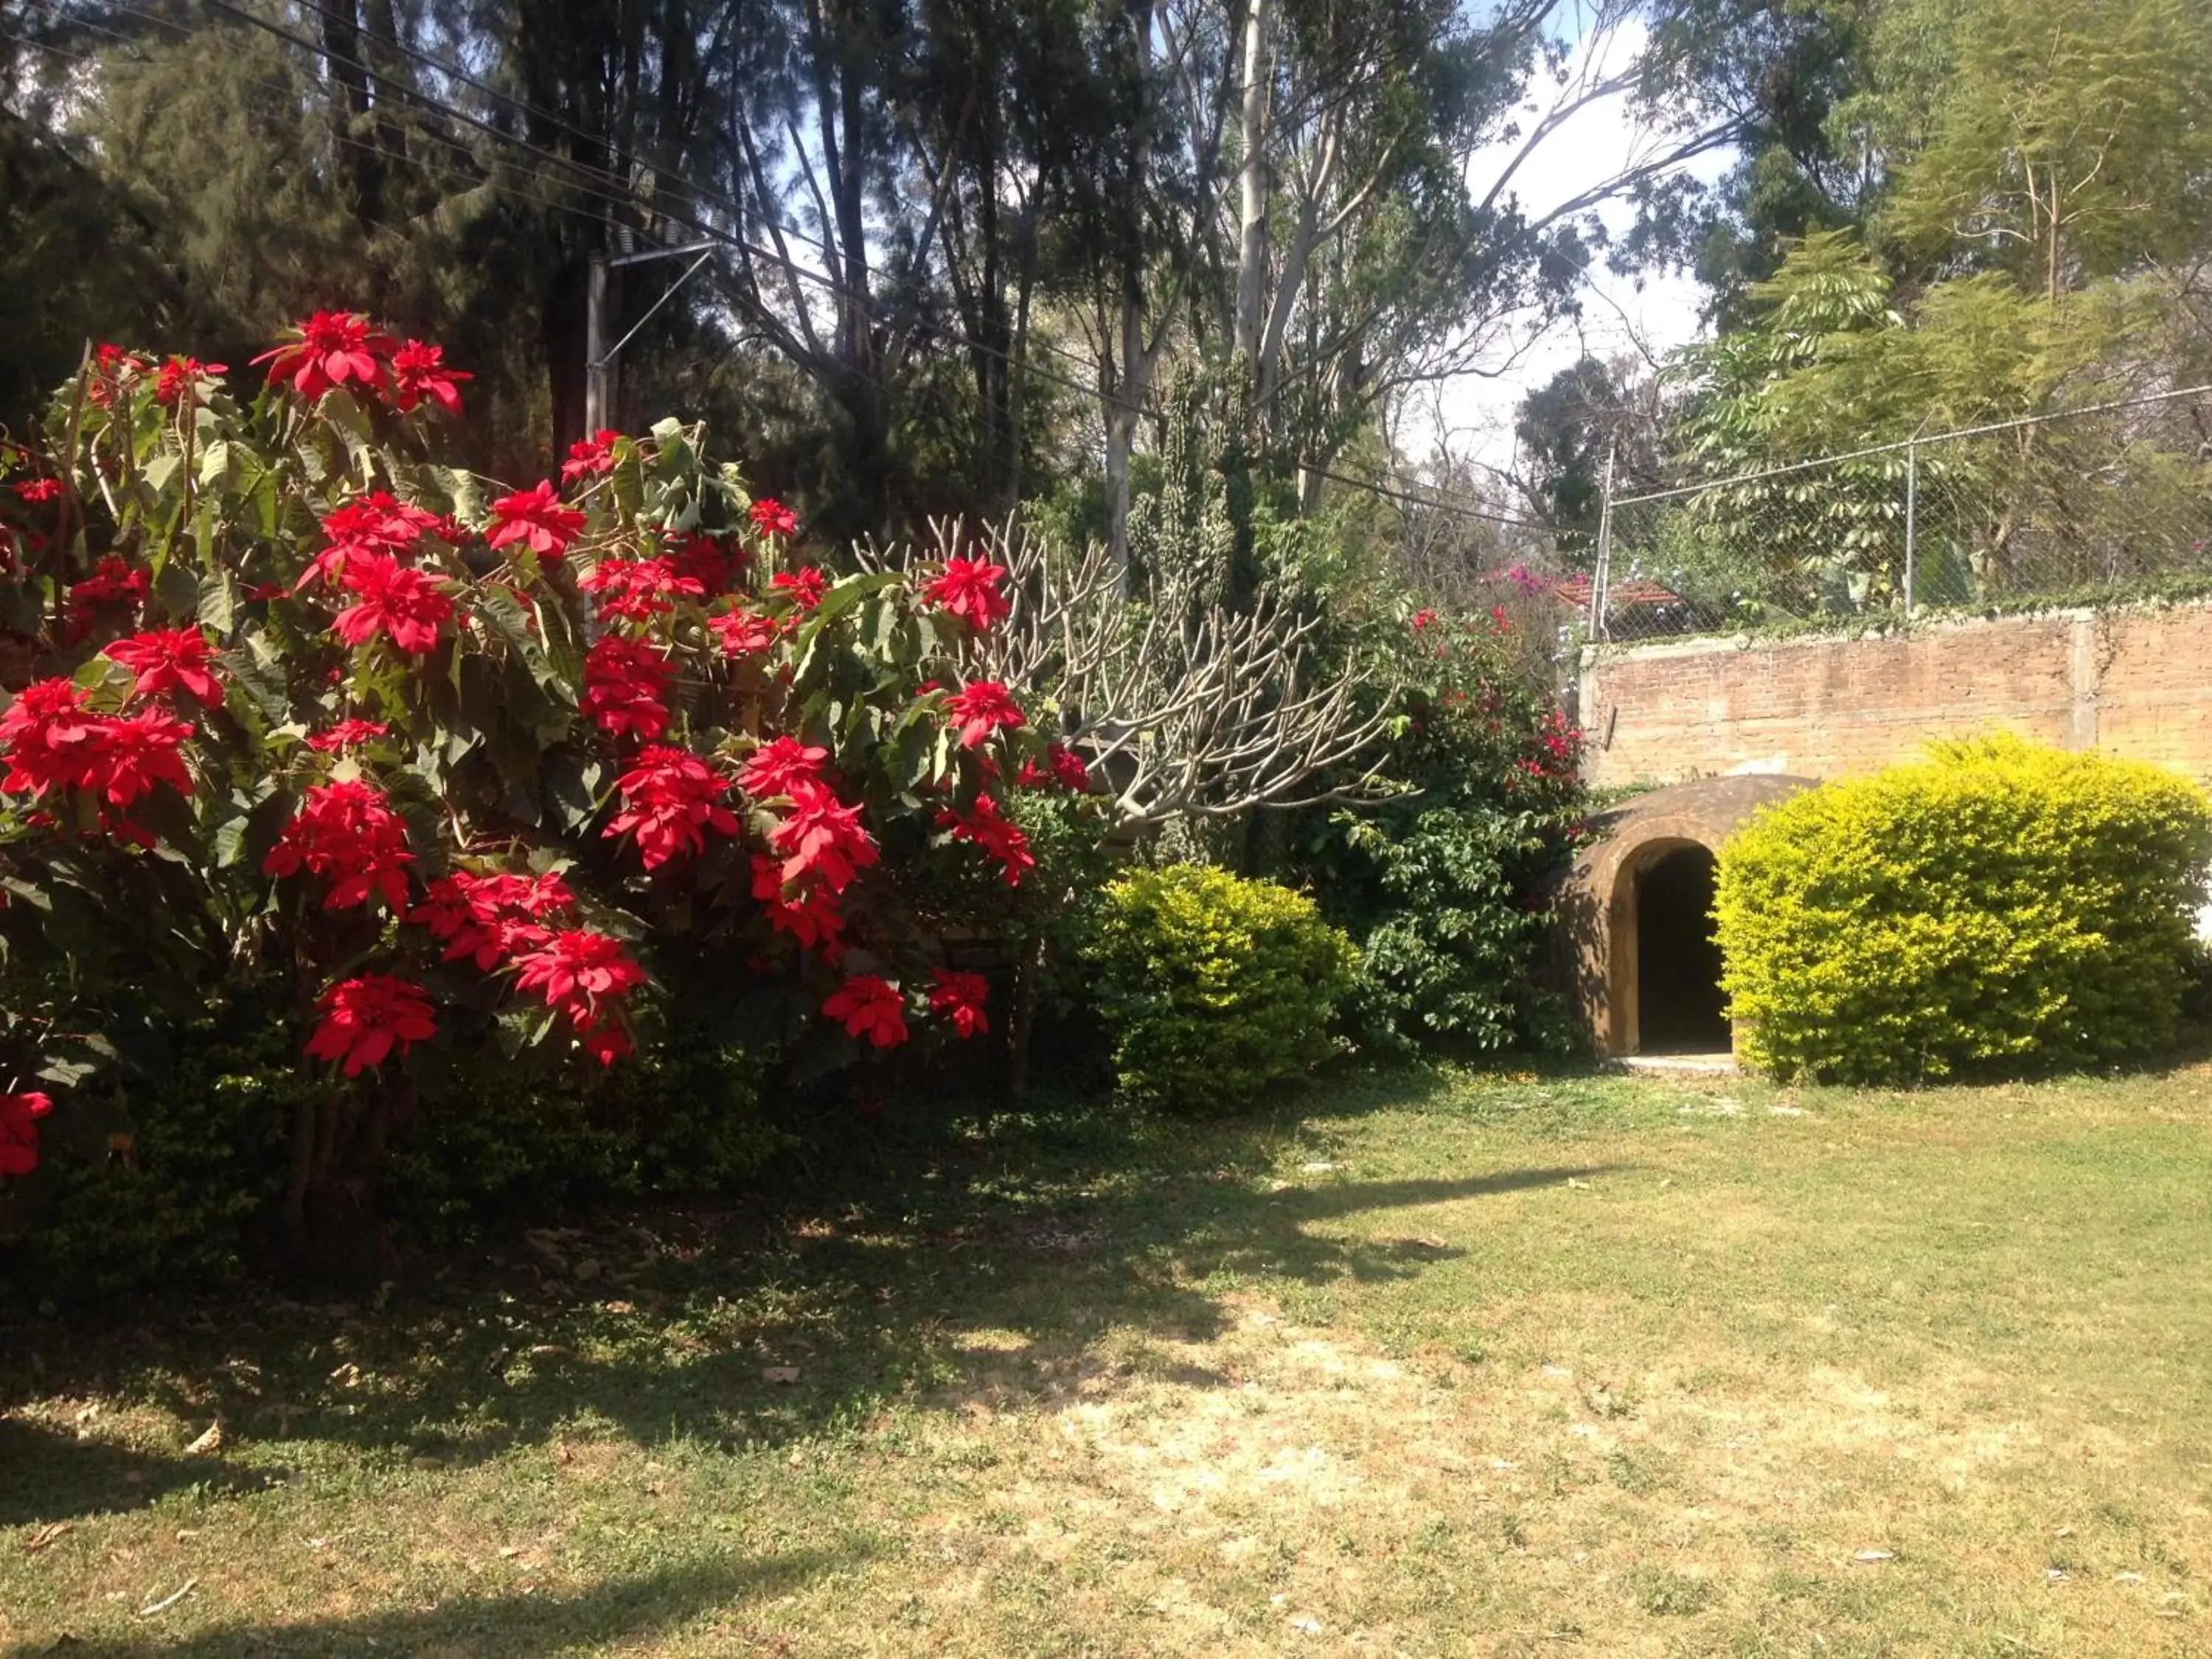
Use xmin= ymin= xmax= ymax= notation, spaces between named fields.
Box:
xmin=1585 ymin=384 xmax=2212 ymax=644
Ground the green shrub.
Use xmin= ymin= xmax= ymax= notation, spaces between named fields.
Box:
xmin=1081 ymin=865 xmax=1357 ymax=1111
xmin=1 ymin=1006 xmax=777 ymax=1305
xmin=1716 ymin=735 xmax=2212 ymax=1083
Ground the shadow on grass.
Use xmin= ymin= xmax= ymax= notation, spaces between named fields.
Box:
xmin=0 ymin=1419 xmax=286 ymax=1528
xmin=13 ymin=1551 xmax=842 ymax=1656
xmin=0 ymin=1071 xmax=1620 ymax=1525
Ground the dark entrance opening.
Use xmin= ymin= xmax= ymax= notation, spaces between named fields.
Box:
xmin=1637 ymin=844 xmax=1729 ymax=1053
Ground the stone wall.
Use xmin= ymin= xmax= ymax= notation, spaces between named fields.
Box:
xmin=1579 ymin=603 xmax=2212 ymax=789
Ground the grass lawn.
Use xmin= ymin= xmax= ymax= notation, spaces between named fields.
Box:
xmin=4 ymin=1060 xmax=2212 ymax=1656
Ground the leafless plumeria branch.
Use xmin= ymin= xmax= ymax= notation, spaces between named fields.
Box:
xmin=861 ymin=518 xmax=1401 ymax=825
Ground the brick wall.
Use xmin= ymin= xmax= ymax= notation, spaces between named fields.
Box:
xmin=1579 ymin=603 xmax=2212 ymax=788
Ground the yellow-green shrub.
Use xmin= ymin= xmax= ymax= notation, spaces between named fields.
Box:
xmin=1716 ymin=736 xmax=2212 ymax=1083
xmin=1081 ymin=865 xmax=1357 ymax=1111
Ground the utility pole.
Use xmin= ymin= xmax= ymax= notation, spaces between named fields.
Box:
xmin=585 ymin=252 xmax=613 ymax=434
xmin=583 ymin=240 xmax=718 ymax=436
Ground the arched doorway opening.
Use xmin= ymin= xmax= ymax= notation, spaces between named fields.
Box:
xmin=1635 ymin=843 xmax=1728 ymax=1053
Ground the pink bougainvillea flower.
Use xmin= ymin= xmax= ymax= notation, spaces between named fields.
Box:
xmin=0 ymin=1091 xmax=56 ymax=1178
xmin=770 ymin=779 xmax=879 ymax=893
xmin=102 ymin=629 xmax=223 ymax=708
xmin=936 ymin=792 xmax=1035 ymax=886
xmin=332 ymin=552 xmax=453 ymax=655
xmin=577 ymin=556 xmax=704 ymax=623
xmin=607 ymin=744 xmax=739 ymax=869
xmin=709 ymin=606 xmax=782 ymax=658
xmin=929 ymin=968 xmax=991 ymax=1038
xmin=262 ymin=779 xmax=414 ymax=912
xmin=153 ymin=355 xmax=228 ymax=408
xmin=921 ymin=555 xmax=1011 ymax=629
xmin=580 ymin=637 xmax=672 ymax=741
xmin=487 ymin=481 xmax=589 ymax=563
xmin=13 ymin=477 xmax=63 ymax=504
xmin=823 ymin=975 xmax=907 ymax=1048
xmin=749 ymin=498 xmax=798 ymax=538
xmin=251 ymin=311 xmax=395 ymax=401
xmin=769 ymin=567 xmax=827 ymax=611
xmin=748 ymin=853 xmax=844 ymax=951
xmin=943 ymin=681 xmax=1025 ymax=748
xmin=512 ymin=928 xmax=648 ymax=1032
xmin=737 ymin=736 xmax=829 ymax=801
xmin=305 ymin=975 xmax=437 ymax=1077
xmin=389 ymin=340 xmax=470 ymax=414
xmin=561 ymin=429 xmax=623 ymax=483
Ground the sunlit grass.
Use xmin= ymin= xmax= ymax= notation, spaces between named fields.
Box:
xmin=4 ymin=1059 xmax=2210 ymax=1655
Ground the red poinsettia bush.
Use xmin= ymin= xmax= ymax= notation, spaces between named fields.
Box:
xmin=0 ymin=314 xmax=1093 ymax=1271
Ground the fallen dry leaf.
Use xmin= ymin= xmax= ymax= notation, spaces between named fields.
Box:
xmin=24 ymin=1520 xmax=75 ymax=1554
xmin=1853 ymin=1549 xmax=1894 ymax=1565
xmin=182 ymin=1420 xmax=223 ymax=1457
xmin=762 ymin=1366 xmax=801 ymax=1385
xmin=138 ymin=1578 xmax=197 ymax=1618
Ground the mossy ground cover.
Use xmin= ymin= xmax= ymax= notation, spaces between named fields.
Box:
xmin=5 ymin=1060 xmax=2211 ymax=1656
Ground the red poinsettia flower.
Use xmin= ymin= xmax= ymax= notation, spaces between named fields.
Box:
xmin=580 ymin=638 xmax=672 ymax=741
xmin=0 ymin=1091 xmax=55 ymax=1178
xmin=306 ymin=719 xmax=392 ymax=752
xmin=770 ymin=567 xmax=827 ymax=611
xmin=749 ymin=498 xmax=799 ymax=538
xmin=709 ymin=607 xmax=783 ymax=657
xmin=88 ymin=344 xmax=149 ymax=408
xmin=487 ymin=481 xmax=590 ymax=563
xmin=304 ymin=976 xmax=437 ymax=1077
xmin=68 ymin=555 xmax=150 ymax=625
xmin=389 ymin=340 xmax=470 ymax=414
xmin=14 ymin=477 xmax=63 ymax=504
xmin=80 ymin=709 xmax=194 ymax=808
xmin=577 ymin=556 xmax=705 ymax=624
xmin=102 ymin=629 xmax=223 ymax=707
xmin=251 ymin=311 xmax=395 ymax=401
xmin=332 ymin=552 xmax=453 ymax=655
xmin=928 ymin=968 xmax=991 ymax=1038
xmin=512 ymin=929 xmax=648 ymax=1033
xmin=606 ymin=745 xmax=739 ymax=869
xmin=153 ymin=356 xmax=228 ymax=408
xmin=416 ymin=869 xmax=576 ymax=970
xmin=299 ymin=493 xmax=445 ymax=591
xmin=748 ymin=854 xmax=844 ymax=951
xmin=943 ymin=681 xmax=1026 ymax=748
xmin=561 ymin=429 xmax=623 ymax=483
xmin=936 ymin=792 xmax=1036 ymax=886
xmin=1412 ymin=608 xmax=1438 ymax=633
xmin=669 ymin=532 xmax=742 ymax=593
xmin=769 ymin=779 xmax=879 ymax=892
xmin=823 ymin=975 xmax=908 ymax=1047
xmin=577 ymin=1020 xmax=633 ymax=1065
xmin=263 ymin=779 xmax=413 ymax=911
xmin=737 ymin=736 xmax=829 ymax=800
xmin=0 ymin=679 xmax=100 ymax=798
xmin=921 ymin=556 xmax=1011 ymax=629
xmin=1047 ymin=742 xmax=1092 ymax=792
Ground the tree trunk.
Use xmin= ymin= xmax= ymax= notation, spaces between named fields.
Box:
xmin=1234 ymin=0 xmax=1273 ymax=366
